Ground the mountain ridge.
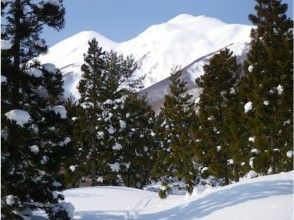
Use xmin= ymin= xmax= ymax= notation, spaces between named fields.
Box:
xmin=39 ymin=14 xmax=253 ymax=101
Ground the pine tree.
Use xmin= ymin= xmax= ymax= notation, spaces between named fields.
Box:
xmin=74 ymin=39 xmax=151 ymax=187
xmin=1 ymin=0 xmax=73 ymax=219
xmin=152 ymin=69 xmax=196 ymax=197
xmin=194 ymin=49 xmax=242 ymax=185
xmin=239 ymin=0 xmax=293 ymax=174
xmin=117 ymin=93 xmax=157 ymax=188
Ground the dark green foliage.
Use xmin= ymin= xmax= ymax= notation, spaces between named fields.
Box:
xmin=194 ymin=49 xmax=243 ymax=184
xmin=1 ymin=0 xmax=72 ymax=219
xmin=152 ymin=69 xmax=196 ymax=196
xmin=239 ymin=0 xmax=293 ymax=174
xmin=73 ymin=39 xmax=155 ymax=188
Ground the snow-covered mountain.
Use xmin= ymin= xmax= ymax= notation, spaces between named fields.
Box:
xmin=39 ymin=14 xmax=253 ymax=102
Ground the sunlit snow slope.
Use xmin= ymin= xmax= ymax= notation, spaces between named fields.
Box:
xmin=63 ymin=171 xmax=293 ymax=220
xmin=39 ymin=14 xmax=252 ymax=99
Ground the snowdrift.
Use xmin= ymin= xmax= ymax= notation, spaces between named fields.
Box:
xmin=63 ymin=171 xmax=293 ymax=220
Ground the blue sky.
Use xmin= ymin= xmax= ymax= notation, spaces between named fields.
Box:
xmin=43 ymin=0 xmax=293 ymax=46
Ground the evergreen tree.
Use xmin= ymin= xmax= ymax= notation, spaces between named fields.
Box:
xmin=74 ymin=39 xmax=152 ymax=187
xmin=152 ymin=69 xmax=196 ymax=197
xmin=194 ymin=49 xmax=242 ymax=185
xmin=117 ymin=93 xmax=157 ymax=188
xmin=1 ymin=0 xmax=72 ymax=219
xmin=239 ymin=0 xmax=293 ymax=174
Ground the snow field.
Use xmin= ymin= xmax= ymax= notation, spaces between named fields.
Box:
xmin=63 ymin=171 xmax=293 ymax=220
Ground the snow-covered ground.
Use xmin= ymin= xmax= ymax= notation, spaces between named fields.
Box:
xmin=62 ymin=171 xmax=293 ymax=220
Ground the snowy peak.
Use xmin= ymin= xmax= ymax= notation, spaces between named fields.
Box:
xmin=40 ymin=31 xmax=117 ymax=67
xmin=167 ymin=14 xmax=226 ymax=28
xmin=39 ymin=14 xmax=253 ymax=99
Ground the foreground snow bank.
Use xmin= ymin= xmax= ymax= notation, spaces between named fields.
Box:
xmin=63 ymin=171 xmax=293 ymax=220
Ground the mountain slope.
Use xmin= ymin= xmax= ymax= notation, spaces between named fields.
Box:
xmin=39 ymin=14 xmax=253 ymax=100
xmin=59 ymin=171 xmax=293 ymax=219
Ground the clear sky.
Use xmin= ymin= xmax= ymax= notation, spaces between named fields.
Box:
xmin=43 ymin=0 xmax=293 ymax=46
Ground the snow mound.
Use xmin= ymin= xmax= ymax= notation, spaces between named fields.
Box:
xmin=60 ymin=171 xmax=293 ymax=220
xmin=5 ymin=110 xmax=31 ymax=127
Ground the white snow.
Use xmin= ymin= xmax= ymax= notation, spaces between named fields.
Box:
xmin=97 ymin=131 xmax=104 ymax=139
xmin=108 ymin=162 xmax=120 ymax=172
xmin=195 ymin=97 xmax=200 ymax=104
xmin=41 ymin=156 xmax=49 ymax=164
xmin=28 ymin=67 xmax=43 ymax=78
xmin=249 ymin=157 xmax=254 ymax=168
xmin=6 ymin=195 xmax=15 ymax=206
xmin=35 ymin=39 xmax=46 ymax=48
xmin=119 ymin=120 xmax=127 ymax=130
xmin=97 ymin=176 xmax=104 ymax=183
xmin=112 ymin=143 xmax=122 ymax=150
xmin=39 ymin=15 xmax=252 ymax=99
xmin=248 ymin=64 xmax=253 ymax=72
xmin=29 ymin=145 xmax=39 ymax=154
xmin=59 ymin=137 xmax=71 ymax=146
xmin=286 ymin=151 xmax=293 ymax=158
xmin=246 ymin=170 xmax=258 ymax=179
xmin=227 ymin=159 xmax=234 ymax=165
xmin=5 ymin=110 xmax=31 ymax=127
xmin=244 ymin=101 xmax=253 ymax=113
xmin=251 ymin=148 xmax=260 ymax=154
xmin=216 ymin=145 xmax=221 ymax=151
xmin=201 ymin=167 xmax=209 ymax=173
xmin=277 ymin=85 xmax=284 ymax=95
xmin=69 ymin=165 xmax=78 ymax=172
xmin=1 ymin=40 xmax=12 ymax=50
xmin=248 ymin=137 xmax=255 ymax=143
xmin=42 ymin=63 xmax=56 ymax=74
xmin=1 ymin=75 xmax=7 ymax=84
xmin=263 ymin=100 xmax=269 ymax=105
xmin=59 ymin=171 xmax=293 ymax=220
xmin=52 ymin=105 xmax=67 ymax=119
xmin=108 ymin=125 xmax=115 ymax=135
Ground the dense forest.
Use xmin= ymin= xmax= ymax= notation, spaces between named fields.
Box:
xmin=1 ymin=0 xmax=293 ymax=218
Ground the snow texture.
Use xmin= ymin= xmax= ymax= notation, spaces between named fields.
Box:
xmin=28 ymin=67 xmax=43 ymax=78
xmin=216 ymin=146 xmax=221 ymax=151
xmin=29 ymin=145 xmax=39 ymax=154
xmin=251 ymin=148 xmax=260 ymax=154
xmin=1 ymin=75 xmax=7 ymax=84
xmin=42 ymin=63 xmax=56 ymax=74
xmin=112 ymin=143 xmax=122 ymax=151
xmin=35 ymin=39 xmax=46 ymax=48
xmin=6 ymin=195 xmax=15 ymax=206
xmin=52 ymin=105 xmax=67 ymax=119
xmin=69 ymin=165 xmax=78 ymax=172
xmin=108 ymin=162 xmax=120 ymax=172
xmin=5 ymin=110 xmax=31 ymax=127
xmin=263 ymin=100 xmax=269 ymax=106
xmin=97 ymin=131 xmax=104 ymax=139
xmin=246 ymin=170 xmax=258 ymax=179
xmin=1 ymin=40 xmax=12 ymax=50
xmin=57 ymin=171 xmax=293 ymax=220
xmin=39 ymin=15 xmax=252 ymax=99
xmin=248 ymin=65 xmax=253 ymax=72
xmin=248 ymin=137 xmax=255 ymax=143
xmin=244 ymin=101 xmax=253 ymax=113
xmin=286 ymin=151 xmax=293 ymax=158
xmin=276 ymin=85 xmax=284 ymax=95
xmin=119 ymin=120 xmax=127 ymax=130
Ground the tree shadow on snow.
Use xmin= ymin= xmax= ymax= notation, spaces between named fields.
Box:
xmin=141 ymin=179 xmax=293 ymax=220
xmin=71 ymin=179 xmax=292 ymax=219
